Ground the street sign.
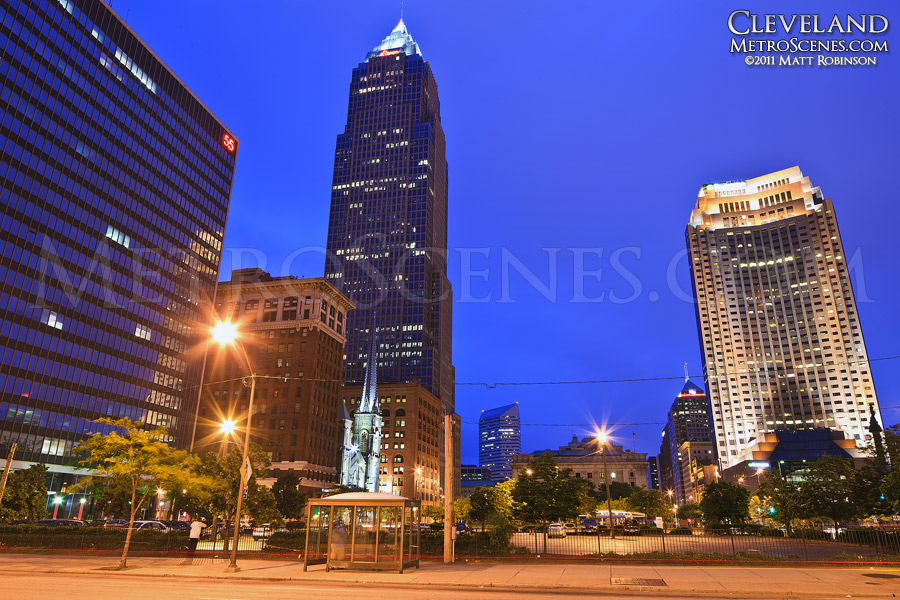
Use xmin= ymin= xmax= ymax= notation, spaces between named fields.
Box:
xmin=241 ymin=456 xmax=252 ymax=485
xmin=748 ymin=461 xmax=770 ymax=469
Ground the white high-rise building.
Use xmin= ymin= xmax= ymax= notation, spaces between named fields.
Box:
xmin=686 ymin=166 xmax=881 ymax=468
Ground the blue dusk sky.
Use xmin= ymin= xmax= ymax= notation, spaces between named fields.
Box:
xmin=112 ymin=0 xmax=900 ymax=464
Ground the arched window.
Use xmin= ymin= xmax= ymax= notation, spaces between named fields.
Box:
xmin=382 ymin=408 xmax=391 ymax=417
xmin=393 ymin=455 xmax=404 ymax=463
xmin=395 ymin=408 xmax=406 ymax=417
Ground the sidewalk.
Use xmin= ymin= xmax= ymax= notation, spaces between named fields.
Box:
xmin=2 ymin=553 xmax=899 ymax=597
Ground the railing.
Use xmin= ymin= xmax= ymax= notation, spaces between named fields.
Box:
xmin=2 ymin=525 xmax=899 ymax=563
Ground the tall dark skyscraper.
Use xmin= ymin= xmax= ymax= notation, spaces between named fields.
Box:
xmin=0 ymin=0 xmax=238 ymax=480
xmin=324 ymin=19 xmax=454 ymax=412
xmin=658 ymin=376 xmax=712 ymax=501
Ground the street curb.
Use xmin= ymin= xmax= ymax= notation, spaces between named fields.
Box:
xmin=18 ymin=567 xmax=900 ymax=598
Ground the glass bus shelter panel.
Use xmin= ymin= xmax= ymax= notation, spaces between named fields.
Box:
xmin=308 ymin=506 xmax=330 ymax=560
xmin=353 ymin=506 xmax=377 ymax=562
xmin=377 ymin=506 xmax=400 ymax=563
xmin=330 ymin=506 xmax=352 ymax=561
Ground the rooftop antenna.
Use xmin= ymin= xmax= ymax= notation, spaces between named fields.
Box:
xmin=683 ymin=362 xmax=689 ymax=382
xmin=400 ymin=0 xmax=404 ymax=20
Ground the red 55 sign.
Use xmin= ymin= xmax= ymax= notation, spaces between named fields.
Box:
xmin=222 ymin=133 xmax=237 ymax=153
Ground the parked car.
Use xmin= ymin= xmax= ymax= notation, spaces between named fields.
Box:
xmin=581 ymin=518 xmax=598 ymax=533
xmin=102 ymin=519 xmax=130 ymax=528
xmin=163 ymin=521 xmax=191 ymax=535
xmin=35 ymin=519 xmax=86 ymax=527
xmin=623 ymin=518 xmax=641 ymax=536
xmin=547 ymin=523 xmax=566 ymax=538
xmin=564 ymin=522 xmax=576 ymax=534
xmin=252 ymin=523 xmax=287 ymax=539
xmin=456 ymin=521 xmax=467 ymax=534
xmin=133 ymin=520 xmax=171 ymax=532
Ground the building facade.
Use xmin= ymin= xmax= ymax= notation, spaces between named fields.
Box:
xmin=646 ymin=455 xmax=660 ymax=490
xmin=323 ymin=19 xmax=455 ymax=413
xmin=676 ymin=440 xmax=716 ymax=504
xmin=478 ymin=403 xmax=521 ymax=482
xmin=0 ymin=0 xmax=238 ymax=499
xmin=687 ymin=166 xmax=882 ymax=468
xmin=512 ymin=435 xmax=649 ymax=490
xmin=196 ymin=269 xmax=353 ymax=494
xmin=342 ymin=381 xmax=446 ymax=506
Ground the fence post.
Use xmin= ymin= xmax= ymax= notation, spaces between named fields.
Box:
xmin=661 ymin=529 xmax=666 ymax=554
xmin=730 ymin=529 xmax=736 ymax=555
xmin=800 ymin=529 xmax=808 ymax=561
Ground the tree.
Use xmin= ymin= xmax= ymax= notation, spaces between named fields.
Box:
xmin=676 ymin=502 xmax=703 ymax=525
xmin=882 ymin=470 xmax=900 ymax=515
xmin=511 ymin=454 xmax=592 ymax=552
xmin=699 ymin=481 xmax=750 ymax=526
xmin=625 ymin=487 xmax=669 ymax=519
xmin=0 ymin=464 xmax=48 ymax=521
xmin=799 ymin=456 xmax=862 ymax=531
xmin=423 ymin=505 xmax=444 ymax=522
xmin=190 ymin=443 xmax=274 ymax=549
xmin=594 ymin=481 xmax=633 ymax=502
xmin=757 ymin=470 xmax=805 ymax=535
xmin=71 ymin=418 xmax=201 ymax=569
xmin=453 ymin=497 xmax=471 ymax=522
xmin=468 ymin=487 xmax=494 ymax=531
xmin=272 ymin=471 xmax=307 ymax=521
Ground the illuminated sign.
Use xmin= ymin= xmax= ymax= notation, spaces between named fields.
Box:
xmin=378 ymin=49 xmax=400 ymax=57
xmin=748 ymin=461 xmax=770 ymax=469
xmin=222 ymin=133 xmax=237 ymax=153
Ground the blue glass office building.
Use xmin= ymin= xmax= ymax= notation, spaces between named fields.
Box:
xmin=0 ymin=0 xmax=238 ymax=473
xmin=479 ymin=403 xmax=520 ymax=482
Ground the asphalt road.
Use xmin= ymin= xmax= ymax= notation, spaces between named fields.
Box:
xmin=0 ymin=572 xmax=830 ymax=600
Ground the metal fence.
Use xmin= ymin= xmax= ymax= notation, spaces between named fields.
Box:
xmin=2 ymin=525 xmax=899 ymax=563
xmin=426 ymin=527 xmax=900 ymax=562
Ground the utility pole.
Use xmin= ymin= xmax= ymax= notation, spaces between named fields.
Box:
xmin=0 ymin=443 xmax=17 ymax=507
xmin=443 ymin=413 xmax=453 ymax=564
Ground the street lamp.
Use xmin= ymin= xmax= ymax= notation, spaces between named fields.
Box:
xmin=525 ymin=469 xmax=533 ymax=476
xmin=77 ymin=497 xmax=86 ymax=520
xmin=212 ymin=321 xmax=257 ymax=573
xmin=52 ymin=495 xmax=63 ymax=519
xmin=596 ymin=431 xmax=614 ymax=539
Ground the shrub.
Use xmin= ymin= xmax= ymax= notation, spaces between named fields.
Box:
xmin=263 ymin=530 xmax=307 ymax=553
xmin=669 ymin=527 xmax=693 ymax=535
xmin=0 ymin=525 xmax=189 ymax=551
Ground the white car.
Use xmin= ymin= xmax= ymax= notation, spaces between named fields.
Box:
xmin=133 ymin=520 xmax=171 ymax=533
xmin=547 ymin=523 xmax=566 ymax=538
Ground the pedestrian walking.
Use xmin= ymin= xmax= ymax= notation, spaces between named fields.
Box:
xmin=189 ymin=519 xmax=207 ymax=553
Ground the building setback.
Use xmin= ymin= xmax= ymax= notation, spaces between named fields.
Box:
xmin=196 ymin=269 xmax=353 ymax=493
xmin=0 ymin=0 xmax=237 ymax=498
xmin=478 ymin=403 xmax=521 ymax=482
xmin=323 ymin=19 xmax=455 ymax=413
xmin=687 ymin=167 xmax=882 ymax=468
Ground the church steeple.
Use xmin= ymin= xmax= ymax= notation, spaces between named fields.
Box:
xmin=359 ymin=314 xmax=379 ymax=414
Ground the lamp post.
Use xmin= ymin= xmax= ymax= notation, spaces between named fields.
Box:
xmin=415 ymin=467 xmax=422 ymax=501
xmin=52 ymin=495 xmax=63 ymax=519
xmin=597 ymin=431 xmax=614 ymax=539
xmin=77 ymin=497 xmax=86 ymax=520
xmin=213 ymin=321 xmax=257 ymax=574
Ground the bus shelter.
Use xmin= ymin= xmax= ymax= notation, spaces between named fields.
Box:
xmin=303 ymin=492 xmax=420 ymax=573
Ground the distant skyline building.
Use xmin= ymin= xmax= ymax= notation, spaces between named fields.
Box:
xmin=323 ymin=19 xmax=454 ymax=413
xmin=687 ymin=166 xmax=882 ymax=469
xmin=512 ymin=435 xmax=649 ymax=489
xmin=478 ymin=403 xmax=521 ymax=482
xmin=0 ymin=0 xmax=237 ymax=498
xmin=657 ymin=377 xmax=713 ymax=502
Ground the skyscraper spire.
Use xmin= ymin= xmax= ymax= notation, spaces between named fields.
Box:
xmin=684 ymin=362 xmax=689 ymax=382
